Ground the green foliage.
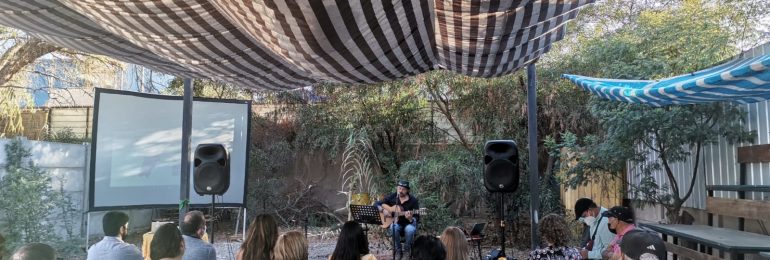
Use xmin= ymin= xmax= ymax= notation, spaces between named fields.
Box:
xmin=560 ymin=101 xmax=754 ymax=221
xmin=340 ymin=129 xmax=380 ymax=195
xmin=398 ymin=146 xmax=482 ymax=234
xmin=291 ymin=82 xmax=436 ymax=177
xmin=548 ymin=0 xmax=762 ymax=222
xmin=164 ymin=78 xmax=252 ymax=99
xmin=0 ymin=139 xmax=77 ymax=251
xmin=44 ymin=128 xmax=88 ymax=144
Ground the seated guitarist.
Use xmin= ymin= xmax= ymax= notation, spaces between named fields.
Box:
xmin=375 ymin=180 xmax=419 ymax=259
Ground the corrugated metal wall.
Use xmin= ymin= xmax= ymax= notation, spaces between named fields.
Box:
xmin=627 ymin=142 xmax=709 ymax=209
xmin=627 ymin=43 xmax=770 ymax=209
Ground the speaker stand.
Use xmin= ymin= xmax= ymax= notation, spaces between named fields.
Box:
xmin=498 ymin=192 xmax=506 ymax=258
xmin=210 ymin=195 xmax=215 ymax=244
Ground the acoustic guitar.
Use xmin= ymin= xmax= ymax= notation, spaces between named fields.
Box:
xmin=379 ymin=204 xmax=428 ymax=228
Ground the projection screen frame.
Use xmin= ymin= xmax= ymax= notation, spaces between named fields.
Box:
xmin=88 ymin=88 xmax=251 ymax=212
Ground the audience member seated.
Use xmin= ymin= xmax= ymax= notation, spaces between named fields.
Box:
xmin=619 ymin=230 xmax=666 ymax=260
xmin=180 ymin=211 xmax=216 ymax=260
xmin=273 ymin=230 xmax=308 ymax=260
xmin=410 ymin=235 xmax=445 ymax=260
xmin=87 ymin=211 xmax=143 ymax=260
xmin=150 ymin=223 xmax=185 ymax=260
xmin=329 ymin=221 xmax=376 ymax=260
xmin=602 ymin=206 xmax=636 ymax=260
xmin=11 ymin=243 xmax=56 ymax=260
xmin=440 ymin=227 xmax=468 ymax=260
xmin=237 ymin=214 xmax=278 ymax=260
xmin=573 ymin=198 xmax=614 ymax=259
xmin=529 ymin=214 xmax=582 ymax=259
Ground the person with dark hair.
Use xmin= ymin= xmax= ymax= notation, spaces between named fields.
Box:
xmin=180 ymin=211 xmax=216 ymax=260
xmin=11 ymin=243 xmax=56 ymax=260
xmin=529 ymin=214 xmax=582 ymax=259
xmin=329 ymin=221 xmax=376 ymax=260
xmin=375 ymin=180 xmax=420 ymax=259
xmin=87 ymin=211 xmax=143 ymax=260
xmin=150 ymin=223 xmax=185 ymax=260
xmin=573 ymin=198 xmax=614 ymax=259
xmin=619 ymin=230 xmax=666 ymax=260
xmin=410 ymin=235 xmax=445 ymax=260
xmin=236 ymin=214 xmax=278 ymax=260
xmin=273 ymin=230 xmax=308 ymax=260
xmin=601 ymin=206 xmax=636 ymax=260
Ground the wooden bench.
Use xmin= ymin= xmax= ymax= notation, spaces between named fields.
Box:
xmin=640 ymin=185 xmax=770 ymax=259
xmin=640 ymin=223 xmax=770 ymax=260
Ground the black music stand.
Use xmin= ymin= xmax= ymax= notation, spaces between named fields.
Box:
xmin=350 ymin=205 xmax=382 ymax=236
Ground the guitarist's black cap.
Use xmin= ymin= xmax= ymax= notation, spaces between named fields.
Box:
xmin=397 ymin=180 xmax=410 ymax=189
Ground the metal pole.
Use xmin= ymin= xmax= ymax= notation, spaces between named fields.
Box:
xmin=527 ymin=63 xmax=540 ymax=249
xmin=210 ymin=195 xmax=215 ymax=244
xmin=499 ymin=192 xmax=506 ymax=257
xmin=242 ymin=210 xmax=247 ymax=240
xmin=179 ymin=78 xmax=193 ymax=225
xmin=234 ymin=207 xmax=241 ymax=236
xmin=85 ymin=212 xmax=91 ymax=248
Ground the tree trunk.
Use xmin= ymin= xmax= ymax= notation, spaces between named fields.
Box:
xmin=665 ymin=200 xmax=684 ymax=223
xmin=0 ymin=38 xmax=61 ymax=87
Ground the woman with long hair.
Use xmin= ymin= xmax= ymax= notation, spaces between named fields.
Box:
xmin=329 ymin=221 xmax=376 ymax=260
xmin=440 ymin=227 xmax=469 ymax=260
xmin=150 ymin=223 xmax=185 ymax=260
xmin=273 ymin=230 xmax=308 ymax=260
xmin=238 ymin=214 xmax=279 ymax=260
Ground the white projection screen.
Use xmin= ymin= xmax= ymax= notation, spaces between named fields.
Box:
xmin=89 ymin=88 xmax=250 ymax=211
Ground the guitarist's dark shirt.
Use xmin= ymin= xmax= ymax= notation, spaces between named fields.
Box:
xmin=377 ymin=193 xmax=420 ymax=226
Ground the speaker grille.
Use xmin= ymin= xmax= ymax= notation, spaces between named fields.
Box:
xmin=193 ymin=144 xmax=230 ymax=195
xmin=483 ymin=140 xmax=519 ymax=193
xmin=485 ymin=160 xmax=517 ymax=190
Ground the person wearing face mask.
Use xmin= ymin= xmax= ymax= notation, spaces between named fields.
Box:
xmin=87 ymin=211 xmax=143 ymax=260
xmin=600 ymin=206 xmax=636 ymax=260
xmin=573 ymin=198 xmax=615 ymax=259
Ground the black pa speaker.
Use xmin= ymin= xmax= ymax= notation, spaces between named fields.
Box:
xmin=194 ymin=144 xmax=230 ymax=195
xmin=483 ymin=140 xmax=519 ymax=193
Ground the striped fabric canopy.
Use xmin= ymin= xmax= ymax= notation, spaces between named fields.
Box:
xmin=563 ymin=44 xmax=770 ymax=106
xmin=0 ymin=0 xmax=592 ymax=91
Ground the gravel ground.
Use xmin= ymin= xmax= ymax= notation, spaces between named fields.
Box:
xmin=211 ymin=237 xmax=392 ymax=260
xmin=209 ymin=238 xmax=529 ymax=260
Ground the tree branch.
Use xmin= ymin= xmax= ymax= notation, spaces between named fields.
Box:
xmin=426 ymin=84 xmax=473 ymax=151
xmin=0 ymin=38 xmax=62 ymax=87
xmin=681 ymin=141 xmax=702 ymax=203
xmin=655 ymin=130 xmax=680 ymax=198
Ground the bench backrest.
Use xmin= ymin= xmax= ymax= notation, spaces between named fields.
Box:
xmin=706 ymin=193 xmax=770 ymax=220
xmin=705 ymin=144 xmax=770 ymax=226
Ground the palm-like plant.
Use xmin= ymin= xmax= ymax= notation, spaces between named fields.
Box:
xmin=339 ymin=129 xmax=380 ymax=218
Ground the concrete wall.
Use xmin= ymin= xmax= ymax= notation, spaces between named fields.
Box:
xmin=0 ymin=138 xmax=152 ymax=240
